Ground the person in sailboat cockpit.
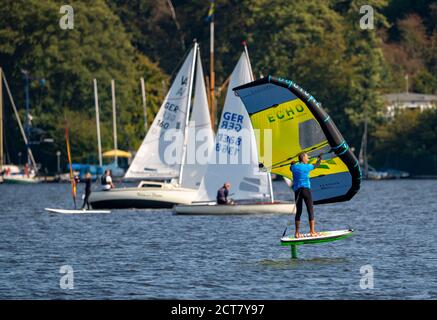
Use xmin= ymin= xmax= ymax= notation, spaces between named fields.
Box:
xmin=216 ymin=183 xmax=234 ymax=205
xmin=101 ymin=169 xmax=115 ymax=190
xmin=290 ymin=152 xmax=323 ymax=238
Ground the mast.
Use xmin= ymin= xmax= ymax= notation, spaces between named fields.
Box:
xmin=0 ymin=68 xmax=3 ymax=173
xmin=209 ymin=0 xmax=215 ymax=129
xmin=93 ymin=79 xmax=103 ymax=167
xmin=22 ymin=70 xmax=30 ymax=166
xmin=140 ymin=77 xmax=148 ymax=133
xmin=178 ymin=41 xmax=198 ymax=186
xmin=111 ymin=79 xmax=118 ymax=164
xmin=362 ymin=117 xmax=368 ymax=178
xmin=2 ymin=71 xmax=38 ymax=172
xmin=405 ymin=74 xmax=409 ymax=94
xmin=65 ymin=126 xmax=77 ymax=209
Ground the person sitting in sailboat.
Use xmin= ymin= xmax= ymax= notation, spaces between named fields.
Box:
xmin=101 ymin=169 xmax=115 ymax=191
xmin=290 ymin=152 xmax=322 ymax=238
xmin=216 ymin=182 xmax=234 ymax=205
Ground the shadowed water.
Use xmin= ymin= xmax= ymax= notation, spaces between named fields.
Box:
xmin=0 ymin=180 xmax=436 ymax=299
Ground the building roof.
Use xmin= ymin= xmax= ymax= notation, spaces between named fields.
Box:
xmin=383 ymin=92 xmax=437 ymax=103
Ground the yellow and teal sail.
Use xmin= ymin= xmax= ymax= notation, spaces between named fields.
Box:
xmin=233 ymin=76 xmax=361 ymax=204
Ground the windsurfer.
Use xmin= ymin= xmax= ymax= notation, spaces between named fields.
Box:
xmin=81 ymin=172 xmax=92 ymax=210
xmin=290 ymin=152 xmax=322 ymax=238
xmin=216 ymin=182 xmax=234 ymax=205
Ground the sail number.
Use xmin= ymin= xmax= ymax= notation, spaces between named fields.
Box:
xmin=157 ymin=103 xmax=180 ymax=129
xmin=220 ymin=112 xmax=244 ymax=132
xmin=157 ymin=119 xmax=170 ymax=129
xmin=216 ymin=133 xmax=242 ymax=155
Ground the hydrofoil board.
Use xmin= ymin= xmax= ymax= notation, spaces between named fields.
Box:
xmin=281 ymin=229 xmax=353 ymax=246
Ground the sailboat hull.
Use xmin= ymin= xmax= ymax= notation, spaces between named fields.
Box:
xmin=3 ymin=175 xmax=41 ymax=184
xmin=174 ymin=201 xmax=296 ymax=215
xmin=89 ymin=186 xmax=198 ymax=209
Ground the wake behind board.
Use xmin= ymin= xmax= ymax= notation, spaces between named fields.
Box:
xmin=44 ymin=208 xmax=111 ymax=214
xmin=281 ymin=229 xmax=354 ymax=246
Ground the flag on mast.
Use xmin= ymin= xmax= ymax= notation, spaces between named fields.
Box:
xmin=205 ymin=0 xmax=215 ymax=22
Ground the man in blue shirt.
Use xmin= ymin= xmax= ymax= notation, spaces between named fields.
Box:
xmin=290 ymin=152 xmax=322 ymax=238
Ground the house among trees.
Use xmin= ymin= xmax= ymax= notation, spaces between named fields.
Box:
xmin=383 ymin=92 xmax=437 ymax=117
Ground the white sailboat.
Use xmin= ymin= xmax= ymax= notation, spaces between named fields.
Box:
xmin=89 ymin=42 xmax=215 ymax=209
xmin=0 ymin=68 xmax=41 ymax=184
xmin=175 ymin=47 xmax=296 ymax=215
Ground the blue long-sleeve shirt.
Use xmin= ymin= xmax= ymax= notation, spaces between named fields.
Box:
xmin=290 ymin=163 xmax=315 ymax=191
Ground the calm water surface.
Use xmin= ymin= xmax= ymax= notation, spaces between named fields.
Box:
xmin=0 ymin=180 xmax=436 ymax=299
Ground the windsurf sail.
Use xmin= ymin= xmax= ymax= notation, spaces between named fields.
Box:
xmin=65 ymin=126 xmax=77 ymax=209
xmin=196 ymin=47 xmax=271 ymax=202
xmin=233 ymin=76 xmax=361 ymax=204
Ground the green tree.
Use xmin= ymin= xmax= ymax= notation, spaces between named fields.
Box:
xmin=0 ymin=0 xmax=167 ymax=166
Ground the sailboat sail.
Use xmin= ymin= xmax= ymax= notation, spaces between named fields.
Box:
xmin=65 ymin=126 xmax=77 ymax=208
xmin=196 ymin=50 xmax=270 ymax=202
xmin=234 ymin=76 xmax=361 ymax=204
xmin=180 ymin=51 xmax=215 ymax=189
xmin=125 ymin=46 xmax=197 ymax=180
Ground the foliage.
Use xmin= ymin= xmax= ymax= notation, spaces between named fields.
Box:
xmin=0 ymin=0 xmax=167 ymax=165
xmin=0 ymin=0 xmax=436 ymax=173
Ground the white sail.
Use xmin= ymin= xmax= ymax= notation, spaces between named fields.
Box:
xmin=180 ymin=51 xmax=215 ymax=189
xmin=196 ymin=50 xmax=270 ymax=201
xmin=125 ymin=47 xmax=196 ymax=179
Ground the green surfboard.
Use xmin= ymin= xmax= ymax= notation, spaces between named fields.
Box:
xmin=281 ymin=229 xmax=354 ymax=258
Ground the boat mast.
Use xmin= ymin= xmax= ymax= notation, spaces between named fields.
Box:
xmin=22 ymin=70 xmax=31 ymax=166
xmin=178 ymin=42 xmax=198 ymax=186
xmin=140 ymin=77 xmax=148 ymax=133
xmin=2 ymin=71 xmax=38 ymax=172
xmin=209 ymin=0 xmax=216 ymax=129
xmin=362 ymin=116 xmax=369 ymax=178
xmin=0 ymin=68 xmax=3 ymax=173
xmin=93 ymin=79 xmax=103 ymax=167
xmin=111 ymin=79 xmax=118 ymax=164
xmin=244 ymin=43 xmax=274 ymax=202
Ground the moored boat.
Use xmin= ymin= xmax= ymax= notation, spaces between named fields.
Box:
xmin=90 ymin=42 xmax=215 ymax=209
xmin=89 ymin=181 xmax=198 ymax=209
xmin=174 ymin=45 xmax=296 ymax=215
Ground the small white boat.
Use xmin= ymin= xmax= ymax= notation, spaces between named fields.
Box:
xmin=89 ymin=180 xmax=198 ymax=209
xmin=175 ymin=201 xmax=295 ymax=215
xmin=3 ymin=174 xmax=42 ymax=184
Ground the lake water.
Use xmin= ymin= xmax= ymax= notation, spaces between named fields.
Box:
xmin=0 ymin=180 xmax=436 ymax=299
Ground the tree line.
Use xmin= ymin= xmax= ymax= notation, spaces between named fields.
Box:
xmin=0 ymin=0 xmax=435 ymax=174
